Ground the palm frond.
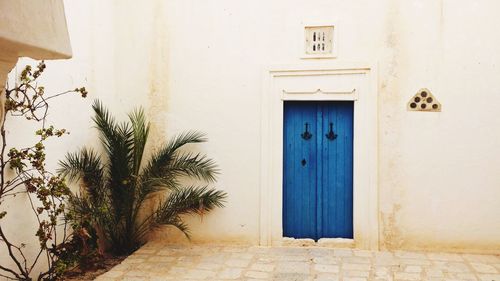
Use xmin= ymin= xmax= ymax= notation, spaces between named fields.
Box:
xmin=129 ymin=108 xmax=150 ymax=176
xmin=164 ymin=131 xmax=208 ymax=154
xmin=137 ymin=151 xmax=218 ymax=201
xmin=107 ymin=121 xmax=133 ymax=184
xmin=92 ymin=100 xmax=135 ymax=175
xmin=142 ymin=131 xmax=207 ymax=176
xmin=140 ymin=132 xmax=214 ymax=193
xmin=135 ymin=177 xmax=181 ymax=207
xmin=141 ymin=177 xmax=180 ymax=192
xmin=58 ymin=148 xmax=105 ymax=201
xmin=137 ymin=186 xmax=226 ymax=241
xmin=154 ymin=186 xmax=226 ymax=226
xmin=168 ymin=152 xmax=218 ymax=183
xmin=91 ymin=100 xmax=118 ymax=154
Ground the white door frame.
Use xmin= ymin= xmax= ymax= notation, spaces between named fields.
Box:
xmin=259 ymin=62 xmax=379 ymax=250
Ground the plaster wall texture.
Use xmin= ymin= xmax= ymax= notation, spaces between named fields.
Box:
xmin=1 ymin=0 xmax=499 ymax=264
xmin=149 ymin=0 xmax=500 ymax=253
xmin=0 ymin=0 xmax=75 ymax=274
xmin=0 ymin=0 xmax=72 ymax=59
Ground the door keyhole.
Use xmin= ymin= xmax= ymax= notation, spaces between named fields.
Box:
xmin=301 ymin=159 xmax=307 ymax=166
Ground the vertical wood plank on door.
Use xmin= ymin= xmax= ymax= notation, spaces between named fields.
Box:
xmin=316 ymin=103 xmax=323 ymax=239
xmin=321 ymin=102 xmax=354 ymax=238
xmin=283 ymin=102 xmax=317 ymax=239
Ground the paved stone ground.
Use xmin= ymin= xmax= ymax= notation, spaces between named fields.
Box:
xmin=95 ymin=243 xmax=500 ymax=281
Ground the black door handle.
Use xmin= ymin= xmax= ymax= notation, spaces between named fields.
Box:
xmin=325 ymin=123 xmax=338 ymax=140
xmin=301 ymin=123 xmax=312 ymax=140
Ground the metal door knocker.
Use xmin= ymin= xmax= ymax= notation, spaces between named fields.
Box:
xmin=325 ymin=122 xmax=338 ymax=140
xmin=301 ymin=159 xmax=306 ymax=166
xmin=301 ymin=122 xmax=312 ymax=140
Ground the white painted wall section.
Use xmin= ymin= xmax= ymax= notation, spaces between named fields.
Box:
xmin=2 ymin=0 xmax=500 ymax=255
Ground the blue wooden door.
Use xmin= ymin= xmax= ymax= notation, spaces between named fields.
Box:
xmin=283 ymin=101 xmax=353 ymax=240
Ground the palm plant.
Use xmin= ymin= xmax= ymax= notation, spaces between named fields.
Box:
xmin=58 ymin=100 xmax=226 ymax=255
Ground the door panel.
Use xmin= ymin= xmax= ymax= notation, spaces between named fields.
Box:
xmin=321 ymin=102 xmax=354 ymax=238
xmin=283 ymin=101 xmax=353 ymax=240
xmin=283 ymin=102 xmax=318 ymax=239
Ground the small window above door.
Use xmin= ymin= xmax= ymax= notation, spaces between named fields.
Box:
xmin=303 ymin=25 xmax=337 ymax=59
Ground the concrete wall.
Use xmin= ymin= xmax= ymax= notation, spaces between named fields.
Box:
xmin=3 ymin=0 xmax=500 ymax=257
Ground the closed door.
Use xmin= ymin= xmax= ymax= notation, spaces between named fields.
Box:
xmin=283 ymin=101 xmax=353 ymax=240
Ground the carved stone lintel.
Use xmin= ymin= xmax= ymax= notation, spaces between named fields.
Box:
xmin=283 ymin=88 xmax=356 ymax=95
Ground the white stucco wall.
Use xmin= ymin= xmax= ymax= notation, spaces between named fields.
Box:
xmin=377 ymin=0 xmax=500 ymax=253
xmin=151 ymin=0 xmax=500 ymax=253
xmin=0 ymin=0 xmax=72 ymax=59
xmin=3 ymin=0 xmax=500 ymax=258
xmin=0 ymin=0 xmax=75 ymax=274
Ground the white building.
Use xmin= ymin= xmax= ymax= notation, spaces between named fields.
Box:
xmin=1 ymin=0 xmax=500 ymax=264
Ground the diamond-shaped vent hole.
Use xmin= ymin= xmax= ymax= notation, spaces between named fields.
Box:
xmin=407 ymin=88 xmax=441 ymax=112
xmin=305 ymin=26 xmax=333 ymax=55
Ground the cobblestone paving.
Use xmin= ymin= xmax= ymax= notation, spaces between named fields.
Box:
xmin=95 ymin=243 xmax=500 ymax=281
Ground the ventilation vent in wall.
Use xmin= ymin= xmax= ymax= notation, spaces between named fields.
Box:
xmin=407 ymin=88 xmax=441 ymax=112
xmin=304 ymin=25 xmax=336 ymax=58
